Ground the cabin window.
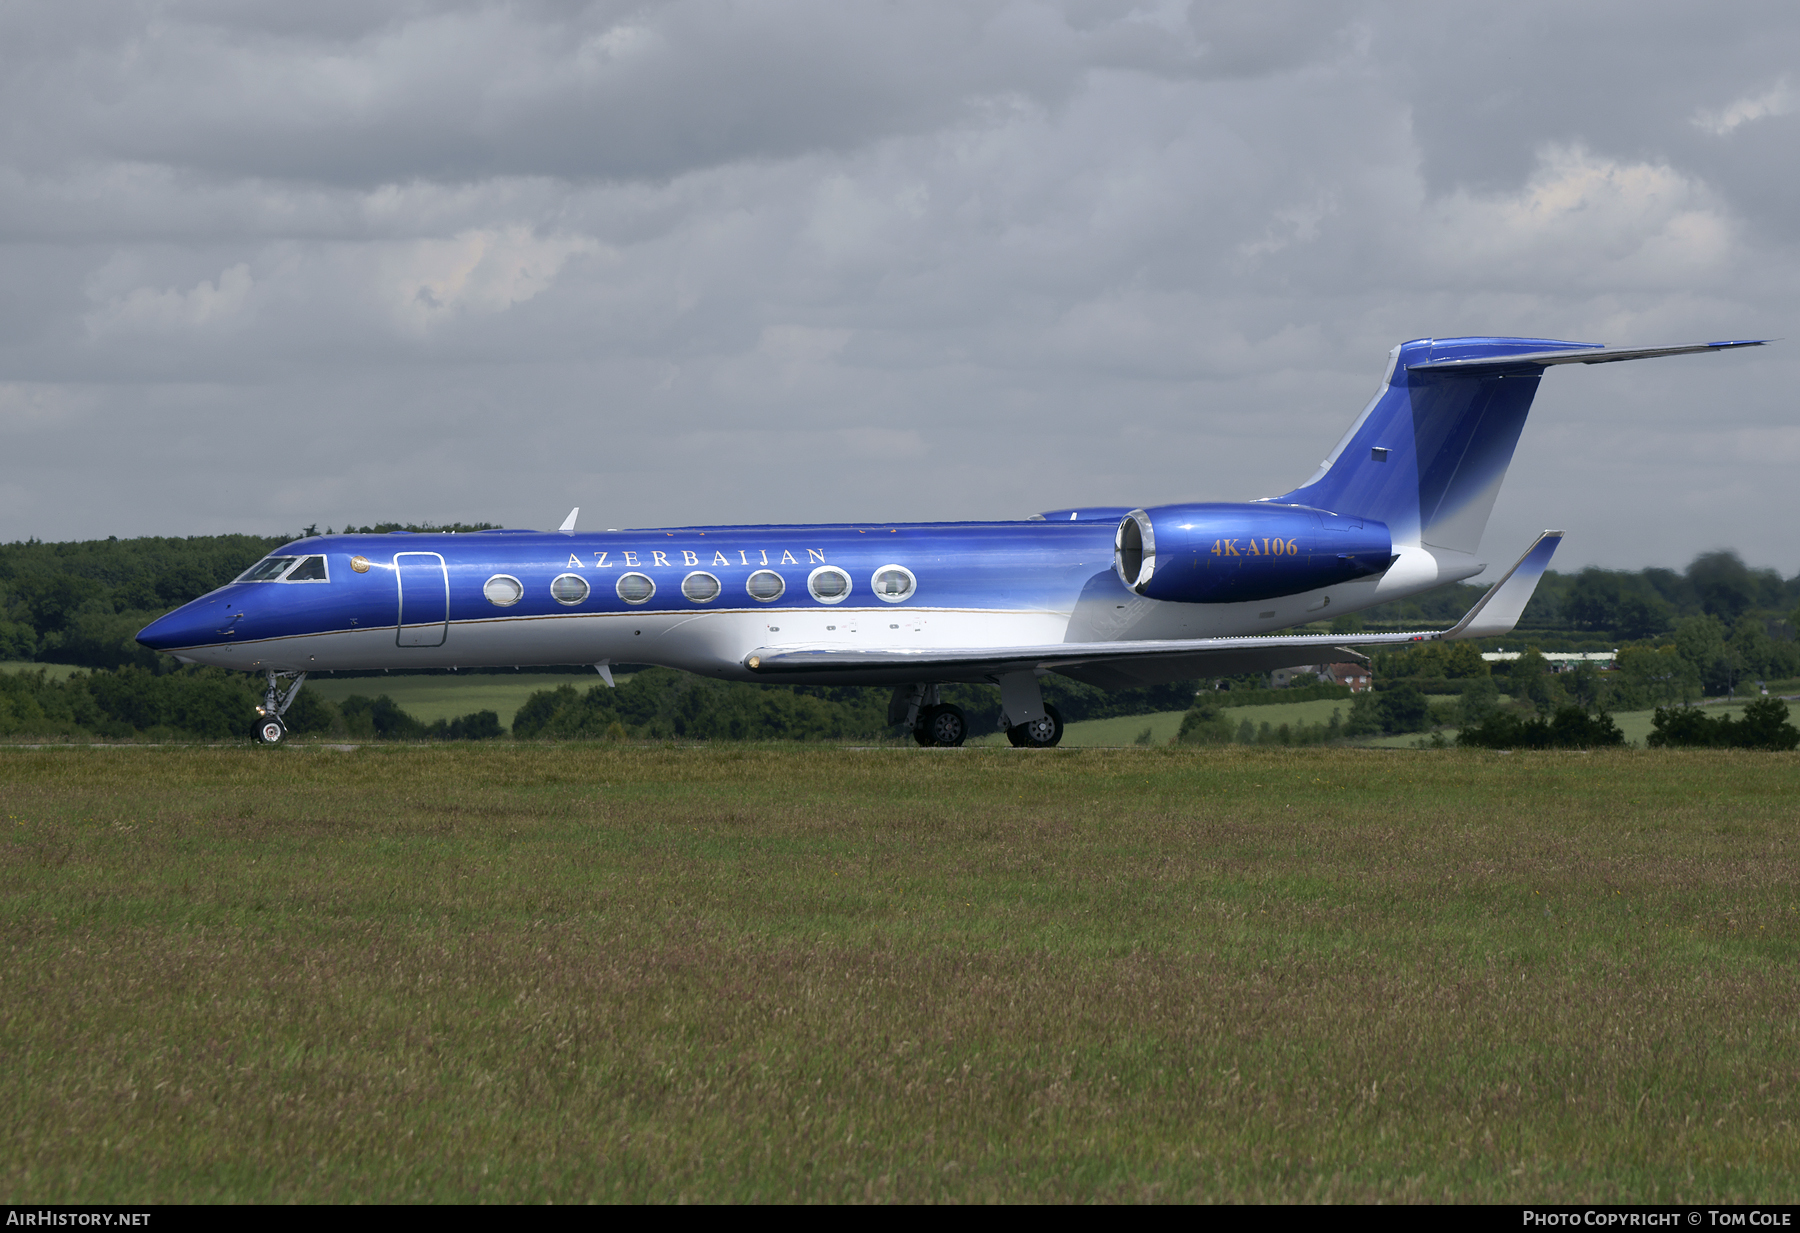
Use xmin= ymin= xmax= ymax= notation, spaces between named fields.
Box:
xmin=681 ymin=572 xmax=721 ymax=604
xmin=551 ymin=573 xmax=591 ymax=605
xmin=237 ymin=557 xmax=297 ymax=582
xmin=871 ymin=565 xmax=915 ymax=603
xmin=617 ymin=573 xmax=655 ymax=605
xmin=808 ymin=566 xmax=851 ymax=604
xmin=483 ymin=574 xmax=524 ymax=607
xmin=285 ymin=555 xmax=328 ymax=582
xmin=746 ymin=570 xmax=785 ymax=602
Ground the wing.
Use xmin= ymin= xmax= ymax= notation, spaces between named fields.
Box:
xmin=744 ymin=532 xmax=1563 ymax=687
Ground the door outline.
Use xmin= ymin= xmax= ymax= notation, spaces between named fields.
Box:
xmin=395 ymin=552 xmax=449 ymax=647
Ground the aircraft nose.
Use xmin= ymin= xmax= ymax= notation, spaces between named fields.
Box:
xmin=136 ymin=597 xmax=235 ymax=652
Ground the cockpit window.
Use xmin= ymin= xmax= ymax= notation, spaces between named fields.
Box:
xmin=235 ymin=554 xmax=329 ymax=582
xmin=238 ymin=557 xmax=297 ymax=582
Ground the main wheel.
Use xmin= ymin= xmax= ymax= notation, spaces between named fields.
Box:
xmin=913 ymin=704 xmax=939 ymax=746
xmin=1007 ymin=704 xmax=1064 ymax=748
xmin=916 ymin=703 xmax=968 ymax=748
xmin=257 ymin=718 xmax=287 ymax=745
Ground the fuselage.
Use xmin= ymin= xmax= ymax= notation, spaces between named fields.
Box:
xmin=135 ymin=512 xmax=1478 ymax=685
xmin=136 ymin=335 xmax=1766 ymax=694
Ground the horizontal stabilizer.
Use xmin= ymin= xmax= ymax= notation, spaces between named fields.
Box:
xmin=1408 ymin=339 xmax=1767 ymax=375
xmin=1441 ymin=531 xmax=1563 ymax=639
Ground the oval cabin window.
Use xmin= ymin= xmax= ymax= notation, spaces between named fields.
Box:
xmin=617 ymin=573 xmax=655 ymax=605
xmin=808 ymin=566 xmax=851 ymax=604
xmin=483 ymin=574 xmax=524 ymax=607
xmin=871 ymin=565 xmax=916 ymax=603
xmin=551 ymin=573 xmax=590 ymax=606
xmin=746 ymin=570 xmax=785 ymax=602
xmin=682 ymin=572 xmax=721 ymax=603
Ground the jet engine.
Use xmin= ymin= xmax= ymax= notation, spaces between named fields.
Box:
xmin=1114 ymin=503 xmax=1393 ymax=604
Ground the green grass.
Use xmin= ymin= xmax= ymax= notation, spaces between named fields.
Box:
xmin=305 ymin=671 xmax=609 ymax=728
xmin=1208 ymin=696 xmax=1351 ymax=731
xmin=3 ymin=745 xmax=1799 ymax=1202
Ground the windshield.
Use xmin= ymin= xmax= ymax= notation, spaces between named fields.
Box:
xmin=237 ymin=557 xmax=297 ymax=582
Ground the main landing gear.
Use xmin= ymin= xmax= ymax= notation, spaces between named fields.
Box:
xmin=917 ymin=703 xmax=970 ymax=748
xmin=889 ymin=674 xmax=1067 ymax=748
xmin=256 ymin=670 xmax=307 ymax=745
xmin=891 ymin=684 xmax=969 ymax=747
xmin=1006 ymin=704 xmax=1064 ymax=749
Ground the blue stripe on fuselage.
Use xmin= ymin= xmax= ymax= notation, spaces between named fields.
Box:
xmin=140 ymin=522 xmax=1123 ymax=651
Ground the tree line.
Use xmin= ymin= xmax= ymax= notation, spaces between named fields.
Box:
xmin=0 ymin=525 xmax=495 ymax=671
xmin=5 ymin=530 xmax=1800 ymax=742
xmin=0 ymin=666 xmax=505 ymax=741
xmin=1340 ymin=549 xmax=1800 ymax=642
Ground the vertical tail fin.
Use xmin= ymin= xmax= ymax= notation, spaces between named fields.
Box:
xmin=1265 ymin=336 xmax=1766 ymax=556
xmin=1263 ymin=337 xmax=1591 ymax=554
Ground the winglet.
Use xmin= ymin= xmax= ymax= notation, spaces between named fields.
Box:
xmin=1442 ymin=531 xmax=1564 ymax=640
xmin=558 ymin=507 xmax=579 ymax=534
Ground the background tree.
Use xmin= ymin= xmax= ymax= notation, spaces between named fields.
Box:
xmin=1613 ymin=646 xmax=1701 ymax=709
xmin=1687 ymin=551 xmax=1765 ymax=623
xmin=1510 ymin=649 xmax=1563 ymax=715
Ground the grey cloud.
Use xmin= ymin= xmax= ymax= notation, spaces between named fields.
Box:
xmin=1392 ymin=0 xmax=1800 ymax=239
xmin=3 ymin=1 xmax=1273 ymax=188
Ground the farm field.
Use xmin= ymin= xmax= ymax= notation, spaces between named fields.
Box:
xmin=3 ymin=745 xmax=1798 ymax=1202
xmin=0 ymin=661 xmax=89 ymax=683
xmin=304 ymin=670 xmax=607 ymax=727
xmin=1350 ymin=700 xmax=1776 ymax=750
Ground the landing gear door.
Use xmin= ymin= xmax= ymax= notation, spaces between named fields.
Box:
xmin=395 ymin=552 xmax=449 ymax=647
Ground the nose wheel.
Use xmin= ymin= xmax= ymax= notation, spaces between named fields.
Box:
xmin=254 ymin=670 xmax=306 ymax=746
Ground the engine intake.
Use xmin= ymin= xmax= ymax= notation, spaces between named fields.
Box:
xmin=1114 ymin=503 xmax=1393 ymax=604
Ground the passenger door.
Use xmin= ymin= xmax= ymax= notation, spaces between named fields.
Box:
xmin=395 ymin=552 xmax=449 ymax=647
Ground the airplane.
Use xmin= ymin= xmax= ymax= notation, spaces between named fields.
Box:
xmin=136 ymin=335 xmax=1765 ymax=747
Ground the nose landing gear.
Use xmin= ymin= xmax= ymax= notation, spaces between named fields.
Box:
xmin=255 ymin=670 xmax=307 ymax=745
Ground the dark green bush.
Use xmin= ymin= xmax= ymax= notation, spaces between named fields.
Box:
xmin=1457 ymin=706 xmax=1625 ymax=750
xmin=1646 ymin=698 xmax=1800 ymax=750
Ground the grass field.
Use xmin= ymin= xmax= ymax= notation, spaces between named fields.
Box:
xmin=3 ymin=745 xmax=1798 ymax=1202
xmin=0 ymin=661 xmax=89 ymax=682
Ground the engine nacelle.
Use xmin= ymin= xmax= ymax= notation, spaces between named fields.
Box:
xmin=1114 ymin=503 xmax=1393 ymax=604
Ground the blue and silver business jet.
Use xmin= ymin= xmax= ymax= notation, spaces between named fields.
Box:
xmin=138 ymin=336 xmax=1764 ymax=747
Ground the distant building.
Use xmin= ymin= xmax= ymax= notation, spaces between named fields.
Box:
xmin=1270 ymin=663 xmax=1371 ymax=692
xmin=1320 ymin=663 xmax=1373 ymax=692
xmin=1482 ymin=650 xmax=1616 ymax=673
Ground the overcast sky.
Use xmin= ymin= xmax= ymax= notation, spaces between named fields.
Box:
xmin=3 ymin=1 xmax=1796 ymax=571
